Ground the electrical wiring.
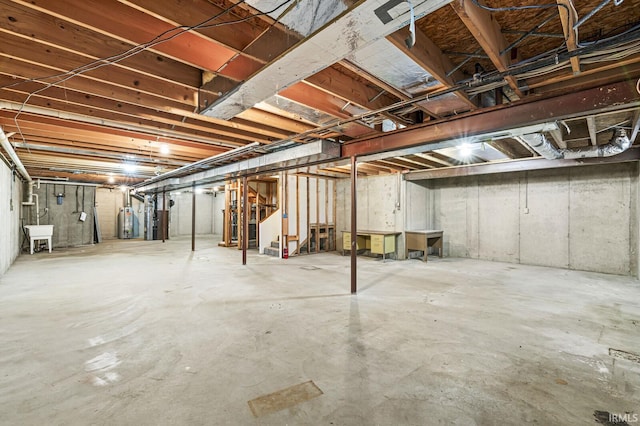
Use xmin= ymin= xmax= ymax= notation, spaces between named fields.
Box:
xmin=470 ymin=0 xmax=562 ymax=13
xmin=5 ymin=0 xmax=297 ymax=146
xmin=2 ymin=0 xmax=296 ymax=92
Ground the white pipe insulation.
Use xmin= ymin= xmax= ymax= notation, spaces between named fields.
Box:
xmin=519 ymin=128 xmax=631 ymax=160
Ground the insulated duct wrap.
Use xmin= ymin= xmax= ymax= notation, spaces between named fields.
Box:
xmin=520 ymin=128 xmax=631 ymax=160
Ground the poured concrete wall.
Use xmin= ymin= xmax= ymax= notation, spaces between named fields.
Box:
xmin=24 ymin=183 xmax=96 ymax=248
xmin=414 ymin=163 xmax=638 ymax=276
xmin=0 ymin=162 xmax=22 ymax=276
xmin=336 ymin=173 xmax=405 ymax=258
xmin=169 ymin=192 xmax=219 ymax=237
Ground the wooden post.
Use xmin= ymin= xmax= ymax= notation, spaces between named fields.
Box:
xmin=242 ymin=176 xmax=248 ymax=265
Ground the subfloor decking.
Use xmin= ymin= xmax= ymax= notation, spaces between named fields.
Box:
xmin=1 ymin=236 xmax=639 ymax=425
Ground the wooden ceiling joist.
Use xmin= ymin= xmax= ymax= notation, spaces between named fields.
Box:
xmin=450 ymin=0 xmax=524 ymax=98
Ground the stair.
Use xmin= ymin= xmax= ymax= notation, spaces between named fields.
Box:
xmin=264 ymin=240 xmax=280 ymax=257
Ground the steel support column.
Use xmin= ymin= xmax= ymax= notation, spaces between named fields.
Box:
xmin=191 ymin=183 xmax=196 ymax=252
xmin=162 ymin=189 xmax=166 ymax=243
xmin=350 ymin=156 xmax=357 ymax=294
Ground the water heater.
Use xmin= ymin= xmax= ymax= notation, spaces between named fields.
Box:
xmin=117 ymin=207 xmax=134 ymax=239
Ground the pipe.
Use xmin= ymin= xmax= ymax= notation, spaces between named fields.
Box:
xmin=32 ymin=194 xmax=39 ymax=226
xmin=519 ymin=128 xmax=631 ymax=160
xmin=0 ymin=126 xmax=31 ymax=184
xmin=0 ymin=126 xmax=44 ymax=226
xmin=0 ymin=101 xmax=237 ymax=149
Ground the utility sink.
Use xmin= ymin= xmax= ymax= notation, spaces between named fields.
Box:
xmin=24 ymin=225 xmax=54 ymax=254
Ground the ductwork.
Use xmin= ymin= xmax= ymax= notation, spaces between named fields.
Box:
xmin=519 ymin=128 xmax=631 ymax=160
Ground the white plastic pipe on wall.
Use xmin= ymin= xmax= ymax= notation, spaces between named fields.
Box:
xmin=0 ymin=125 xmax=31 ymax=183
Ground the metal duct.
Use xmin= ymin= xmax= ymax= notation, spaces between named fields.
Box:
xmin=135 ymin=139 xmax=341 ymax=193
xmin=519 ymin=128 xmax=631 ymax=160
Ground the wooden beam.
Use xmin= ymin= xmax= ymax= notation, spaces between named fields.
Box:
xmin=0 ymin=84 xmax=269 ymax=145
xmin=278 ymin=82 xmax=378 ymax=139
xmin=549 ymin=127 xmax=568 ymax=149
xmin=405 ymin=148 xmax=640 ymax=180
xmin=14 ymin=0 xmax=241 ymax=73
xmin=556 ymin=0 xmax=581 ymax=74
xmin=338 ymin=60 xmax=411 ymax=101
xmin=630 ymin=109 xmax=640 ymax=144
xmin=387 ymin=26 xmax=476 ymax=109
xmin=415 ymin=152 xmax=456 ymax=166
xmin=305 ymin=66 xmax=400 ymax=112
xmin=450 ymin=0 xmax=524 ymax=97
xmin=487 ymin=140 xmax=522 ymax=159
xmin=586 ymin=116 xmax=598 ymax=146
xmin=1 ymin=1 xmax=200 ymax=87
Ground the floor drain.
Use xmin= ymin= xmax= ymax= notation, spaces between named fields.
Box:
xmin=300 ymin=265 xmax=320 ymax=270
xmin=609 ymin=348 xmax=640 ymax=364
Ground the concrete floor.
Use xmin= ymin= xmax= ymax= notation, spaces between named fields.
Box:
xmin=1 ymin=237 xmax=639 ymax=425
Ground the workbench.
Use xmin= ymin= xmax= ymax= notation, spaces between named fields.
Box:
xmin=405 ymin=230 xmax=444 ymax=262
xmin=342 ymin=230 xmax=401 ymax=261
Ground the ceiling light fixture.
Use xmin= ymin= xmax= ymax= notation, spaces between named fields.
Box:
xmin=458 ymin=143 xmax=473 ymax=158
xmin=160 ymin=144 xmax=170 ymax=155
xmin=122 ymin=162 xmax=137 ymax=174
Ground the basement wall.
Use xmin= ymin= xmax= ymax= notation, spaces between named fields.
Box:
xmin=408 ymin=162 xmax=639 ymax=276
xmin=95 ymin=188 xmax=144 ymax=239
xmin=0 ymin=162 xmax=22 ymax=276
xmin=24 ymin=183 xmax=96 ymax=248
xmin=169 ymin=192 xmax=222 ymax=237
xmin=336 ymin=173 xmax=406 ymax=258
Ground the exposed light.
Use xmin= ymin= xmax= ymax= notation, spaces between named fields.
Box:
xmin=195 ymin=188 xmax=204 ymax=194
xmin=160 ymin=144 xmax=170 ymax=155
xmin=119 ymin=185 xmax=128 ymax=192
xmin=458 ymin=143 xmax=473 ymax=158
xmin=107 ymin=175 xmax=115 ymax=184
xmin=122 ymin=162 xmax=137 ymax=174
xmin=173 ymin=191 xmax=182 ymax=195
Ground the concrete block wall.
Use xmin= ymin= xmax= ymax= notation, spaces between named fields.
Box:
xmin=411 ymin=162 xmax=638 ymax=276
xmin=0 ymin=162 xmax=22 ymax=276
xmin=24 ymin=183 xmax=96 ymax=248
xmin=336 ymin=173 xmax=406 ymax=258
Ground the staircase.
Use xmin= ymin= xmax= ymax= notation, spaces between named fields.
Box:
xmin=264 ymin=240 xmax=280 ymax=257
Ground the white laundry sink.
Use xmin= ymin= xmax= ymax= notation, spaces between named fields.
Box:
xmin=24 ymin=225 xmax=54 ymax=254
